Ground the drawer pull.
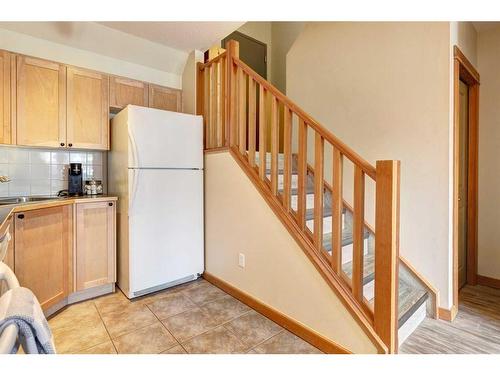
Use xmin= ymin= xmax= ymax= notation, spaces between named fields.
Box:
xmin=108 ymin=202 xmax=113 ymax=207
xmin=17 ymin=214 xmax=24 ymax=220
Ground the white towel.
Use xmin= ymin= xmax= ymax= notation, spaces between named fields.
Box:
xmin=0 ymin=287 xmax=56 ymax=354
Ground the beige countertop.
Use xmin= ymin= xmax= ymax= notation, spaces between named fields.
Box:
xmin=0 ymin=195 xmax=118 ymax=231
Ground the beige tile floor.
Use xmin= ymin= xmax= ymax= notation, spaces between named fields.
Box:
xmin=48 ymin=278 xmax=323 ymax=354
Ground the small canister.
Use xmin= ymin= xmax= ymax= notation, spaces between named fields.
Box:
xmin=95 ymin=180 xmax=103 ymax=195
xmin=84 ymin=180 xmax=93 ymax=195
xmin=85 ymin=180 xmax=98 ymax=195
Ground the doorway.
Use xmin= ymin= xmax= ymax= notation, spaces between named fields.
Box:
xmin=222 ymin=31 xmax=267 ymax=79
xmin=453 ymin=46 xmax=480 ymax=315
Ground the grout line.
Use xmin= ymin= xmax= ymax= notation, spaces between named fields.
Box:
xmin=172 ymin=306 xmax=257 ymax=348
xmin=145 ymin=303 xmax=184 ymax=352
xmin=93 ymin=300 xmax=119 ymax=354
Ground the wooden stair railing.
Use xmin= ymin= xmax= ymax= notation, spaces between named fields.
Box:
xmin=197 ymin=40 xmax=400 ymax=353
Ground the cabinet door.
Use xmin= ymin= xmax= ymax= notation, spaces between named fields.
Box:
xmin=148 ymin=84 xmax=182 ymax=112
xmin=75 ymin=201 xmax=116 ymax=291
xmin=16 ymin=56 xmax=66 ymax=147
xmin=0 ymin=51 xmax=12 ymax=145
xmin=14 ymin=206 xmax=72 ymax=311
xmin=110 ymin=76 xmax=148 ymax=111
xmin=0 ymin=216 xmax=14 ymax=296
xmin=67 ymin=67 xmax=109 ymax=150
xmin=2 ymin=216 xmax=14 ymax=270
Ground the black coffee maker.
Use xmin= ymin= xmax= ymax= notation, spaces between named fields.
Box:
xmin=68 ymin=163 xmax=83 ymax=196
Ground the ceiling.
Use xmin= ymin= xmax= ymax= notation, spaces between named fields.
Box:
xmin=472 ymin=22 xmax=500 ymax=33
xmin=0 ymin=22 xmax=244 ymax=75
xmin=98 ymin=22 xmax=244 ymax=52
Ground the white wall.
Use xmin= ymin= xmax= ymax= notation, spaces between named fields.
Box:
xmin=181 ymin=50 xmax=204 ymax=115
xmin=287 ymin=22 xmax=452 ymax=308
xmin=204 ymin=152 xmax=378 ymax=353
xmin=477 ymin=27 xmax=500 ymax=280
xmin=0 ymin=27 xmax=183 ymax=88
xmin=271 ymin=22 xmax=306 ymax=93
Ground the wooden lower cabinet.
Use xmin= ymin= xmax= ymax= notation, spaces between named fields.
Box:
xmin=75 ymin=201 xmax=116 ymax=291
xmin=14 ymin=206 xmax=72 ymax=311
xmin=0 ymin=216 xmax=14 ymax=295
xmin=1 ymin=216 xmax=14 ymax=270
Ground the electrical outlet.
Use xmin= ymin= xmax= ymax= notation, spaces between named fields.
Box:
xmin=238 ymin=253 xmax=245 ymax=268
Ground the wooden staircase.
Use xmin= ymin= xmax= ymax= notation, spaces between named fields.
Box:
xmin=197 ymin=40 xmax=401 ymax=353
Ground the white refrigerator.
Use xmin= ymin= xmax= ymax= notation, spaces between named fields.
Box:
xmin=108 ymin=105 xmax=204 ymax=299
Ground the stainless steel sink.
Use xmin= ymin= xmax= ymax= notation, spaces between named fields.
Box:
xmin=0 ymin=196 xmax=62 ymax=205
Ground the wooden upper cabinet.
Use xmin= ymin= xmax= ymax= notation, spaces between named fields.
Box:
xmin=67 ymin=67 xmax=109 ymax=150
xmin=75 ymin=201 xmax=116 ymax=291
xmin=14 ymin=205 xmax=72 ymax=311
xmin=148 ymin=84 xmax=182 ymax=112
xmin=0 ymin=51 xmax=12 ymax=145
xmin=16 ymin=56 xmax=66 ymax=147
xmin=110 ymin=76 xmax=148 ymax=111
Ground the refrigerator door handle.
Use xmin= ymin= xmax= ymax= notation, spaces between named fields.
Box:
xmin=128 ymin=130 xmax=140 ymax=167
xmin=130 ymin=168 xmax=140 ymax=212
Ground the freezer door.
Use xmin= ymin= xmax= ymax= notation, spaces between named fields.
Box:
xmin=127 ymin=106 xmax=203 ymax=169
xmin=128 ymin=168 xmax=204 ymax=294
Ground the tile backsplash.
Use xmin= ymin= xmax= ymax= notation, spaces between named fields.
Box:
xmin=0 ymin=146 xmax=107 ymax=197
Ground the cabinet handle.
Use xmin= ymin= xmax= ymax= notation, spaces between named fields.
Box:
xmin=60 ymin=142 xmax=65 ymax=147
xmin=68 ymin=143 xmax=73 ymax=147
xmin=108 ymin=202 xmax=113 ymax=207
xmin=17 ymin=214 xmax=24 ymax=219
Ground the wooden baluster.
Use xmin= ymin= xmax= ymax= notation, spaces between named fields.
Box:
xmin=283 ymin=107 xmax=292 ymax=211
xmin=238 ymin=69 xmax=247 ymax=155
xmin=220 ymin=56 xmax=226 ymax=147
xmin=248 ymin=78 xmax=257 ymax=168
xmin=226 ymin=41 xmax=239 ymax=147
xmin=297 ymin=119 xmax=308 ymax=230
xmin=210 ymin=63 xmax=219 ymax=148
xmin=270 ymin=96 xmax=279 ymax=195
xmin=332 ymin=148 xmax=343 ymax=273
xmin=314 ymin=133 xmax=324 ymax=251
xmin=374 ymin=160 xmax=400 ymax=354
xmin=211 ymin=63 xmax=217 ymax=148
xmin=352 ymin=166 xmax=365 ymax=301
xmin=196 ymin=63 xmax=205 ymax=147
xmin=216 ymin=61 xmax=223 ymax=147
xmin=258 ymin=85 xmax=267 ymax=181
xmin=203 ymin=67 xmax=210 ymax=148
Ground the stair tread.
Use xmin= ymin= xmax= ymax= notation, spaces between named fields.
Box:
xmin=322 ymin=230 xmax=369 ymax=249
xmin=333 ymin=252 xmax=428 ymax=326
xmin=398 ymin=285 xmax=428 ymax=327
xmin=341 ymin=253 xmax=376 ymax=283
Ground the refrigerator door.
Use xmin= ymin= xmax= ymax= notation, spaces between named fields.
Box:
xmin=127 ymin=106 xmax=203 ymax=169
xmin=128 ymin=168 xmax=204 ymax=295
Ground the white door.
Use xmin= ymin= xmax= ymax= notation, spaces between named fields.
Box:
xmin=128 ymin=168 xmax=204 ymax=295
xmin=127 ymin=106 xmax=203 ymax=169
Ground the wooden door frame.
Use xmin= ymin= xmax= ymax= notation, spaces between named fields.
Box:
xmin=452 ymin=46 xmax=480 ymax=315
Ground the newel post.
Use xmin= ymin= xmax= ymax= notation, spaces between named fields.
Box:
xmin=374 ymin=160 xmax=400 ymax=354
xmin=225 ymin=40 xmax=239 ymax=147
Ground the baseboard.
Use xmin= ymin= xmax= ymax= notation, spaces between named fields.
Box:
xmin=204 ymin=146 xmax=230 ymax=154
xmin=223 ymin=148 xmax=387 ymax=354
xmin=399 ymin=256 xmax=439 ymax=319
xmin=477 ymin=275 xmax=500 ymax=289
xmin=202 ymin=272 xmax=352 ymax=354
xmin=438 ymin=305 xmax=458 ymax=322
